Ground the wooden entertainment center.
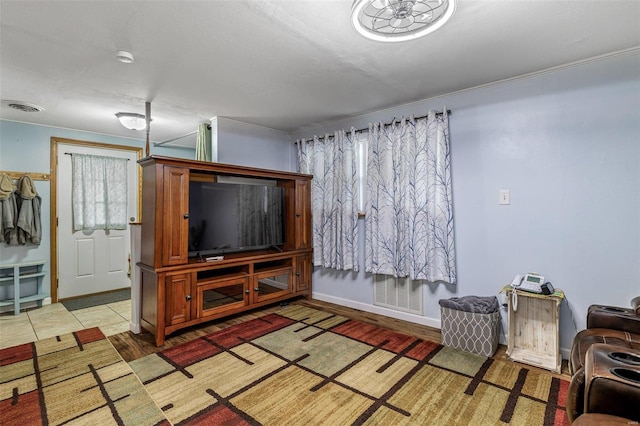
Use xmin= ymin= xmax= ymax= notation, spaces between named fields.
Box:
xmin=138 ymin=155 xmax=313 ymax=346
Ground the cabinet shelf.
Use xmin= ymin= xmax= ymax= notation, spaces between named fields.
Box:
xmin=0 ymin=272 xmax=46 ymax=282
xmin=0 ymin=261 xmax=48 ymax=315
xmin=254 ymin=265 xmax=290 ymax=274
xmin=197 ymin=265 xmax=250 ymax=283
xmin=198 ymin=272 xmax=249 ymax=286
xmin=0 ymin=293 xmax=48 ymax=306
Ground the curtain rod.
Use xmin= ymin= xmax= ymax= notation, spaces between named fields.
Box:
xmin=296 ymin=109 xmax=451 ymax=143
xmin=64 ymin=153 xmax=129 ymax=160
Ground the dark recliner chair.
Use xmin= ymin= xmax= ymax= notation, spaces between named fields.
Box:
xmin=569 ymin=297 xmax=640 ymax=374
xmin=566 ymin=297 xmax=640 ymax=423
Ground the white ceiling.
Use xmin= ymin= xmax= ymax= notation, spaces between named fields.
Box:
xmin=1 ymin=0 xmax=639 ymax=147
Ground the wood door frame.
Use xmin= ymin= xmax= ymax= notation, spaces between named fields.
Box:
xmin=50 ymin=137 xmax=143 ymax=302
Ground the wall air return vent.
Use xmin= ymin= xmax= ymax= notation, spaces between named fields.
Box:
xmin=2 ymin=100 xmax=45 ymax=113
xmin=374 ymin=274 xmax=423 ymax=315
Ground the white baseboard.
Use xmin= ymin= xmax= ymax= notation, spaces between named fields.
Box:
xmin=312 ymin=291 xmax=441 ymax=329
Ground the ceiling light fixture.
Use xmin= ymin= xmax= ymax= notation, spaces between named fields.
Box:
xmin=116 ymin=50 xmax=134 ymax=64
xmin=115 ymin=112 xmax=148 ymax=130
xmin=351 ymin=0 xmax=456 ymax=42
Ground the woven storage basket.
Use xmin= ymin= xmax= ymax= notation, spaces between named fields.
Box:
xmin=440 ymin=306 xmax=501 ymax=357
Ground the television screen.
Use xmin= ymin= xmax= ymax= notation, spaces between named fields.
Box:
xmin=188 ymin=180 xmax=285 ymax=257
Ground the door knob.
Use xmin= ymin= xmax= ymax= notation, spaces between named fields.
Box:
xmin=185 ymin=295 xmax=192 ymax=301
xmin=183 ymin=214 xmax=190 ymax=219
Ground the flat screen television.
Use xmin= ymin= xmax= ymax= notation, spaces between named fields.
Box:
xmin=188 ymin=178 xmax=285 ymax=258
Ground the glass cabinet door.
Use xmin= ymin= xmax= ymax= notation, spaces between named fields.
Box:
xmin=198 ymin=276 xmax=249 ymax=318
xmin=253 ymin=268 xmax=292 ymax=303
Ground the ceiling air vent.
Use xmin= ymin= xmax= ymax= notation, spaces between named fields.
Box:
xmin=2 ymin=100 xmax=45 ymax=112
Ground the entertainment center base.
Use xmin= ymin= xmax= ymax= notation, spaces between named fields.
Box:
xmin=138 ymin=156 xmax=313 ymax=346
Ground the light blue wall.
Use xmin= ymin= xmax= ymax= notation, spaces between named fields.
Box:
xmin=213 ymin=117 xmax=294 ymax=171
xmin=291 ymin=50 xmax=640 ymax=355
xmin=0 ymin=121 xmax=194 ymax=298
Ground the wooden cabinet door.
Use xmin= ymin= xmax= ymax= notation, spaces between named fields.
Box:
xmin=295 ymin=254 xmax=312 ymax=293
xmin=162 ymin=166 xmax=189 ymax=266
xmin=165 ymin=273 xmax=192 ymax=326
xmin=295 ymin=179 xmax=312 ymax=249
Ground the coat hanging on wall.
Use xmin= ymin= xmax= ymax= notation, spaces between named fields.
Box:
xmin=0 ymin=173 xmax=18 ymax=244
xmin=0 ymin=173 xmax=42 ymax=245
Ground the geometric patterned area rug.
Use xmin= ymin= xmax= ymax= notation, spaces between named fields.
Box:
xmin=0 ymin=327 xmax=168 ymax=426
xmin=130 ymin=305 xmax=570 ymax=425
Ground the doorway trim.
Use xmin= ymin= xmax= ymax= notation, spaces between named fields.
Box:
xmin=50 ymin=137 xmax=143 ymax=302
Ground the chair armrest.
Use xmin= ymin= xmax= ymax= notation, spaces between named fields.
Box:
xmin=587 ymin=304 xmax=640 ymax=334
xmin=632 ymin=296 xmax=640 ymax=315
xmin=583 ymin=344 xmax=640 ymax=422
xmin=567 ymin=366 xmax=585 ymax=423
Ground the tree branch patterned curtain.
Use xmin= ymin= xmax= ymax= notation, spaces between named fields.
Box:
xmin=297 ymin=129 xmax=359 ymax=271
xmin=195 ymin=123 xmax=212 ymax=161
xmin=365 ymin=111 xmax=456 ymax=282
xmin=71 ymin=154 xmax=128 ymax=231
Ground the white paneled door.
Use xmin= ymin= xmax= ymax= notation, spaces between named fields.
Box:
xmin=57 ymin=143 xmax=138 ymax=299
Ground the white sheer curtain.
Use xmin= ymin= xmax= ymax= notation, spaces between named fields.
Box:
xmin=297 ymin=129 xmax=360 ymax=271
xmin=71 ymin=154 xmax=128 ymax=231
xmin=365 ymin=111 xmax=456 ymax=283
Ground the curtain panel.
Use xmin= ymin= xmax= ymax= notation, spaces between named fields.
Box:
xmin=71 ymin=154 xmax=128 ymax=231
xmin=297 ymin=129 xmax=360 ymax=271
xmin=195 ymin=123 xmax=212 ymax=162
xmin=365 ymin=111 xmax=456 ymax=283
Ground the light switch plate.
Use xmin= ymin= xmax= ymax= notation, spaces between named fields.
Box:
xmin=499 ymin=190 xmax=510 ymax=205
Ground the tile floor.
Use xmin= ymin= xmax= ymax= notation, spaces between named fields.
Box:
xmin=0 ymin=299 xmax=131 ymax=350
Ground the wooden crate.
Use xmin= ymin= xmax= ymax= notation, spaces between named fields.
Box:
xmin=506 ymin=287 xmax=564 ymax=373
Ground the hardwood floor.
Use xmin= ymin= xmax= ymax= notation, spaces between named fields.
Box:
xmin=108 ymin=298 xmax=571 ymax=379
